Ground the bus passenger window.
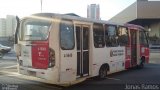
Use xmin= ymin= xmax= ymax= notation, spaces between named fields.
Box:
xmin=60 ymin=20 xmax=74 ymax=50
xmin=93 ymin=23 xmax=105 ymax=48
xmin=105 ymin=25 xmax=118 ymax=47
xmin=117 ymin=27 xmax=129 ymax=46
xmin=140 ymin=31 xmax=148 ymax=46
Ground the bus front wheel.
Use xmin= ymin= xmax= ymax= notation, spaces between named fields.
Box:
xmin=137 ymin=57 xmax=145 ymax=69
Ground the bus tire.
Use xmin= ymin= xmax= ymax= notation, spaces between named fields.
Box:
xmin=138 ymin=56 xmax=145 ymax=69
xmin=99 ymin=65 xmax=108 ymax=79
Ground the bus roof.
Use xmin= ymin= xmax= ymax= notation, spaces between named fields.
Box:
xmin=30 ymin=13 xmax=123 ymax=26
xmin=23 ymin=13 xmax=146 ymax=30
xmin=125 ymin=24 xmax=145 ymax=31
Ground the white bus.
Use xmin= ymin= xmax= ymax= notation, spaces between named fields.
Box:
xmin=14 ymin=13 xmax=149 ymax=85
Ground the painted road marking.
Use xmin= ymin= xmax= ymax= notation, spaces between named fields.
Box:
xmin=106 ymin=77 xmax=121 ymax=81
xmin=0 ymin=71 xmax=20 ymax=75
xmin=6 ymin=74 xmax=20 ymax=77
xmin=2 ymin=65 xmax=17 ymax=69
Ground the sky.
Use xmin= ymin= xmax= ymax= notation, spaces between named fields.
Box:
xmin=0 ymin=0 xmax=138 ymax=20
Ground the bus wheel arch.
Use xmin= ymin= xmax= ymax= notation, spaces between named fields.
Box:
xmin=98 ymin=63 xmax=109 ymax=79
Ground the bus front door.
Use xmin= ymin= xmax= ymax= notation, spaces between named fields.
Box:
xmin=76 ymin=25 xmax=89 ymax=77
xmin=130 ymin=30 xmax=138 ymax=66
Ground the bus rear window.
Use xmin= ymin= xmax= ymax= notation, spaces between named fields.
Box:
xmin=21 ymin=19 xmax=51 ymax=41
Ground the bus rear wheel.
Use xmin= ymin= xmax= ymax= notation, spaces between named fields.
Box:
xmin=99 ymin=66 xmax=108 ymax=79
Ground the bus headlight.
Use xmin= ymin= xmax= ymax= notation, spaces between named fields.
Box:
xmin=49 ymin=48 xmax=55 ymax=68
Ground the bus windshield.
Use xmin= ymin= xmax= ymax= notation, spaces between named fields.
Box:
xmin=21 ymin=19 xmax=51 ymax=41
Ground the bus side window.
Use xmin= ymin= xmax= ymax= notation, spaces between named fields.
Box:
xmin=140 ymin=31 xmax=148 ymax=47
xmin=60 ymin=20 xmax=74 ymax=50
xmin=93 ymin=23 xmax=105 ymax=48
xmin=105 ymin=25 xmax=118 ymax=47
xmin=117 ymin=27 xmax=129 ymax=46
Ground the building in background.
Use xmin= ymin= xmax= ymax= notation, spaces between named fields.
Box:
xmin=87 ymin=4 xmax=100 ymax=20
xmin=6 ymin=15 xmax=16 ymax=37
xmin=109 ymin=0 xmax=160 ymax=45
xmin=0 ymin=15 xmax=16 ymax=37
xmin=0 ymin=15 xmax=16 ymax=46
xmin=0 ymin=18 xmax=6 ymax=37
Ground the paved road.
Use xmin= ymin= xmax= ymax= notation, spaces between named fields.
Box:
xmin=0 ymin=63 xmax=160 ymax=90
xmin=0 ymin=49 xmax=17 ymax=68
xmin=0 ymin=50 xmax=159 ymax=90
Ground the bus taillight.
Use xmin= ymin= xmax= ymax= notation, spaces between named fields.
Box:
xmin=49 ymin=48 xmax=55 ymax=68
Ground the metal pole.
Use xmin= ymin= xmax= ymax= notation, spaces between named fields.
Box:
xmin=41 ymin=0 xmax=42 ymax=12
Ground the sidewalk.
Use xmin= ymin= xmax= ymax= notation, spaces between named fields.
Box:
xmin=149 ymin=52 xmax=160 ymax=64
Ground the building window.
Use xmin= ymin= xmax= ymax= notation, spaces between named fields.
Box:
xmin=93 ymin=23 xmax=105 ymax=48
xmin=60 ymin=20 xmax=74 ymax=50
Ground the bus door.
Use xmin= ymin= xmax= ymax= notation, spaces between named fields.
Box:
xmin=130 ymin=30 xmax=138 ymax=66
xmin=76 ymin=25 xmax=89 ymax=77
xmin=139 ymin=31 xmax=149 ymax=63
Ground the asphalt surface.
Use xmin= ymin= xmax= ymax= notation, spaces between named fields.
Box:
xmin=0 ymin=63 xmax=160 ymax=90
xmin=0 ymin=49 xmax=159 ymax=90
